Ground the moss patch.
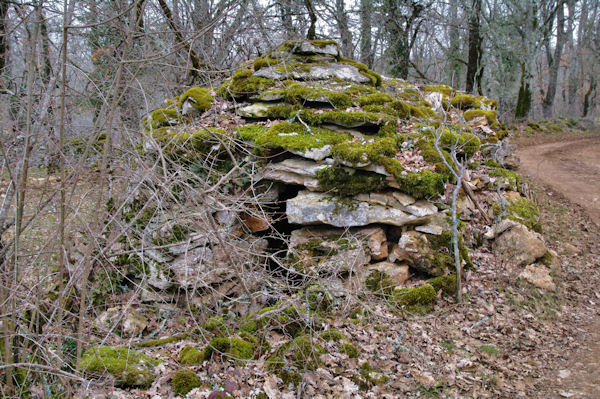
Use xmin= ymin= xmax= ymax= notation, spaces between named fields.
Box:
xmin=501 ymin=197 xmax=542 ymax=232
xmin=353 ymin=362 xmax=389 ymax=391
xmin=220 ymin=68 xmax=275 ymax=99
xmin=267 ymin=335 xmax=326 ymax=386
xmin=395 ymin=170 xmax=445 ymax=199
xmin=463 ymin=109 xmax=497 ymax=124
xmin=451 ymin=94 xmax=482 ymax=110
xmin=284 ymin=83 xmax=352 ymax=108
xmin=144 ymin=108 xmax=180 ymax=130
xmin=340 ymin=342 xmax=359 ymax=358
xmin=491 ymin=167 xmax=521 ymax=191
xmin=426 ymin=274 xmax=457 ymax=296
xmin=365 ymin=270 xmax=395 ymax=296
xmin=202 ymin=337 xmax=255 ymax=362
xmin=246 ymin=121 xmax=350 ymax=152
xmin=80 ymin=345 xmax=160 ymax=388
xmin=180 ymin=87 xmax=214 ymax=112
xmin=331 ymin=137 xmax=397 ymax=165
xmin=338 ymin=57 xmax=382 ymax=86
xmin=392 ymin=284 xmax=437 ymax=314
xmin=172 ymin=369 xmax=203 ymax=396
xmin=316 ymin=167 xmax=384 ymax=196
xmin=179 ymin=345 xmax=204 ymax=365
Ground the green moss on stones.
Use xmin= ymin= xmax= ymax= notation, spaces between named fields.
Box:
xmin=284 ymin=83 xmax=352 ymax=108
xmin=254 ymin=56 xmax=283 ymax=71
xmin=80 ymin=346 xmax=160 ymax=388
xmin=438 ymin=128 xmax=481 ymax=158
xmin=503 ymin=197 xmax=542 ymax=232
xmin=415 ymin=139 xmax=454 ymax=179
xmin=237 ymin=124 xmax=267 ymax=141
xmin=395 ymin=170 xmax=445 ymax=199
xmin=450 ymin=94 xmax=482 ymax=110
xmin=316 ymin=167 xmax=384 ymax=196
xmin=221 ymin=68 xmax=275 ymax=98
xmin=172 ymin=369 xmax=203 ymax=396
xmin=137 ymin=332 xmax=189 ymax=348
xmin=463 ymin=109 xmax=498 ymax=124
xmin=423 ymin=84 xmax=455 ymax=96
xmin=144 ymin=108 xmax=180 ymax=130
xmin=338 ymin=57 xmax=382 ymax=86
xmin=179 ymin=345 xmax=204 ymax=365
xmin=392 ymin=284 xmax=437 ymax=313
xmin=388 ymin=100 xmax=434 ymax=119
xmin=426 ymin=274 xmax=457 ymax=296
xmin=330 ymin=137 xmax=397 ymax=165
xmin=246 ymin=121 xmax=350 ymax=152
xmin=319 ymin=111 xmax=395 ymax=130
xmin=180 ymin=87 xmax=214 ymax=112
xmin=491 ymin=167 xmax=521 ymax=191
xmin=356 ymin=93 xmax=394 ymax=106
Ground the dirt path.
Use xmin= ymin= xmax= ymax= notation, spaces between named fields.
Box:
xmin=519 ymin=136 xmax=600 ymax=226
xmin=518 ymin=136 xmax=600 ymax=397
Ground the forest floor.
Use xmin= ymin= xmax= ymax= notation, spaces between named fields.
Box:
xmin=516 ymin=131 xmax=600 ymax=398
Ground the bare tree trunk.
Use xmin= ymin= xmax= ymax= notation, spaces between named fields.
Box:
xmin=335 ymin=0 xmax=353 ymax=57
xmin=465 ymin=0 xmax=482 ymax=93
xmin=157 ymin=0 xmax=203 ymax=81
xmin=359 ymin=0 xmax=373 ymax=66
xmin=0 ymin=0 xmax=9 ymax=77
xmin=566 ymin=0 xmax=581 ymax=114
xmin=447 ymin=1 xmax=462 ymax=86
xmin=542 ymin=1 xmax=566 ymax=118
xmin=280 ymin=0 xmax=295 ymax=40
xmin=304 ymin=0 xmax=317 ymax=40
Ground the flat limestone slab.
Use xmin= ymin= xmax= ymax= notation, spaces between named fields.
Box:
xmin=287 ymin=190 xmax=429 ymax=227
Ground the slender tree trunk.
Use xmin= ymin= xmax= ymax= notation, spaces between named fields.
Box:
xmin=465 ymin=0 xmax=482 ymax=93
xmin=157 ymin=0 xmax=203 ymax=81
xmin=515 ymin=62 xmax=532 ymax=118
xmin=0 ymin=0 xmax=8 ymax=77
xmin=582 ymin=77 xmax=596 ymax=117
xmin=359 ymin=0 xmax=373 ymax=67
xmin=566 ymin=0 xmax=581 ymax=114
xmin=447 ymin=1 xmax=461 ymax=87
xmin=280 ymin=0 xmax=295 ymax=40
xmin=542 ymin=1 xmax=566 ymax=118
xmin=335 ymin=0 xmax=353 ymax=58
xmin=304 ymin=0 xmax=317 ymax=40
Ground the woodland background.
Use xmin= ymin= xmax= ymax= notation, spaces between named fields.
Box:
xmin=0 ymin=0 xmax=600 ymax=397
